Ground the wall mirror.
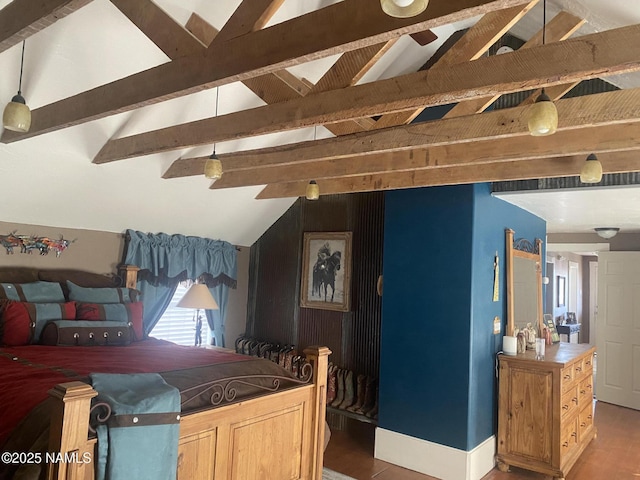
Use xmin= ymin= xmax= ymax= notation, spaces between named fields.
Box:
xmin=506 ymin=229 xmax=543 ymax=336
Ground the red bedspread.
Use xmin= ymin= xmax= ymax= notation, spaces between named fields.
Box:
xmin=0 ymin=339 xmax=249 ymax=446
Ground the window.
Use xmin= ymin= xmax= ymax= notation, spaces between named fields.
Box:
xmin=151 ymin=283 xmax=212 ymax=346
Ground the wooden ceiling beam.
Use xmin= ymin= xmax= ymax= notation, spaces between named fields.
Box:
xmin=109 ymin=0 xmax=204 ymax=58
xmin=210 ymin=0 xmax=285 ymax=44
xmin=2 ymin=0 xmax=526 ymax=143
xmin=0 ymin=0 xmax=93 ymax=54
xmin=441 ymin=10 xmax=585 ymax=119
xmin=210 ymin=122 xmax=640 ymax=188
xmin=203 ymin=88 xmax=640 ymax=172
xmin=185 ymin=11 xmax=389 ymax=138
xmin=91 ymin=24 xmax=640 ymax=163
xmin=374 ymin=0 xmax=541 ymax=128
xmin=255 ymin=151 xmax=640 ymax=199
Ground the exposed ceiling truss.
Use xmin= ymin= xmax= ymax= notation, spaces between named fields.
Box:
xmin=2 ymin=0 xmax=640 ymax=200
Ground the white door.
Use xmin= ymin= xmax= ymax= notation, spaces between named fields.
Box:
xmin=596 ymin=252 xmax=640 ymax=410
xmin=589 ymin=261 xmax=598 ymax=345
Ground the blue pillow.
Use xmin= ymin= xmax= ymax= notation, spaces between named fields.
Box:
xmin=67 ymin=281 xmax=139 ymax=303
xmin=0 ymin=281 xmax=66 ymax=303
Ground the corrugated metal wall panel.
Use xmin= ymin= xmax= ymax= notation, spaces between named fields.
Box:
xmin=248 ymin=192 xmax=385 ymax=377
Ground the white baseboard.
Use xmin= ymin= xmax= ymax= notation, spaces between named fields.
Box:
xmin=374 ymin=428 xmax=495 ymax=480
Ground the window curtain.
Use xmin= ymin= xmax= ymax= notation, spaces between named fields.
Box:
xmin=123 ymin=230 xmax=237 ymax=340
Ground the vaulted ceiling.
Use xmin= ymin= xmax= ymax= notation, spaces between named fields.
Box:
xmin=1 ymin=0 xmax=639 ymax=244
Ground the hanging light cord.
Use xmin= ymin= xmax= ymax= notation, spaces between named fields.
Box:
xmin=212 ymin=86 xmax=219 ymax=155
xmin=18 ymin=40 xmax=25 ymax=95
xmin=542 ymin=0 xmax=546 ymax=45
xmin=540 ymin=0 xmax=547 ymax=96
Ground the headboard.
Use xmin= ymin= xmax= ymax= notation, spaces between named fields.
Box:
xmin=0 ymin=265 xmax=139 ymax=298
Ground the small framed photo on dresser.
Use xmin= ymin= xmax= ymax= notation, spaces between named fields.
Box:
xmin=544 ymin=314 xmax=560 ymax=344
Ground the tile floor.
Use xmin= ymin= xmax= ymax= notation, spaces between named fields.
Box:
xmin=323 ymin=401 xmax=640 ymax=480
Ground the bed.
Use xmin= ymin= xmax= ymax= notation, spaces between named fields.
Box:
xmin=0 ymin=266 xmax=329 ymax=480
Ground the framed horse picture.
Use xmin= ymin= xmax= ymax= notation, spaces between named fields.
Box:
xmin=300 ymin=232 xmax=352 ymax=312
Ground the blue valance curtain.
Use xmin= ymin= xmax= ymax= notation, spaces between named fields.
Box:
xmin=123 ymin=230 xmax=237 ymax=346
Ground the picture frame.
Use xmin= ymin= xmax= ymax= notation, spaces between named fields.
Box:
xmin=543 ymin=313 xmax=560 ymax=344
xmin=300 ymin=232 xmax=352 ymax=312
xmin=557 ymin=275 xmax=566 ymax=307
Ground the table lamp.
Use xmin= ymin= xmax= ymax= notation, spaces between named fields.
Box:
xmin=176 ymin=283 xmax=219 ymax=346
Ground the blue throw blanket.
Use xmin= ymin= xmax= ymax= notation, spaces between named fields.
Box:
xmin=90 ymin=373 xmax=181 ymax=480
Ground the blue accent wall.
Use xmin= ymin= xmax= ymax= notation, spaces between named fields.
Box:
xmin=379 ymin=183 xmax=545 ymax=451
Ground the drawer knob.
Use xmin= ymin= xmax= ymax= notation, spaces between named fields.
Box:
xmin=581 ymin=422 xmax=586 ymax=427
xmin=588 ymin=415 xmax=593 ymax=420
xmin=581 ymin=390 xmax=586 ymax=395
xmin=563 ymin=441 xmax=569 ymax=447
xmin=572 ymin=432 xmax=577 ymax=438
xmin=562 ymin=404 xmax=569 ymax=411
xmin=576 ymin=367 xmax=582 ymax=372
xmin=564 ymin=374 xmax=571 ymax=380
xmin=572 ymin=397 xmax=578 ymax=404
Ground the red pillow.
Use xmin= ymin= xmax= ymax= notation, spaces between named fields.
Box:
xmin=75 ymin=302 xmax=144 ymax=341
xmin=2 ymin=301 xmax=76 ymax=346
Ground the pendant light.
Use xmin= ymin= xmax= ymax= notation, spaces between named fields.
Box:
xmin=579 ymin=153 xmax=603 ymax=184
xmin=527 ymin=0 xmax=558 ymax=137
xmin=380 ymin=0 xmax=428 ymax=18
xmin=305 ymin=127 xmax=320 ymax=200
xmin=3 ymin=41 xmax=31 ymax=132
xmin=204 ymin=87 xmax=223 ymax=180
xmin=306 ymin=180 xmax=320 ymax=200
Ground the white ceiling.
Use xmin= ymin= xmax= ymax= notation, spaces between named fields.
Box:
xmin=0 ymin=0 xmax=638 ymax=246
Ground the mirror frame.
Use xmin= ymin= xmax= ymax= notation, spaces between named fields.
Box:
xmin=506 ymin=228 xmax=543 ymax=336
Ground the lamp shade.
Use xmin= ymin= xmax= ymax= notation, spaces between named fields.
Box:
xmin=594 ymin=228 xmax=619 ymax=239
xmin=176 ymin=284 xmax=219 ymax=310
xmin=380 ymin=0 xmax=428 ymax=18
xmin=3 ymin=94 xmax=31 ymax=132
xmin=306 ymin=180 xmax=319 ymax=200
xmin=527 ymin=92 xmax=557 ymax=136
xmin=580 ymin=154 xmax=603 ymax=183
xmin=204 ymin=154 xmax=223 ymax=180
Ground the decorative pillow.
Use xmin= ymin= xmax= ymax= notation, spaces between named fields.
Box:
xmin=67 ymin=281 xmax=139 ymax=303
xmin=1 ymin=301 xmax=76 ymax=346
xmin=41 ymin=320 xmax=133 ymax=346
xmin=0 ymin=281 xmax=66 ymax=303
xmin=75 ymin=302 xmax=144 ymax=341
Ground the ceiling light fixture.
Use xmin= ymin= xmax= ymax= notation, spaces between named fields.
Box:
xmin=579 ymin=153 xmax=603 ymax=184
xmin=527 ymin=0 xmax=558 ymax=137
xmin=380 ymin=0 xmax=428 ymax=18
xmin=204 ymin=87 xmax=222 ymax=180
xmin=594 ymin=228 xmax=619 ymax=239
xmin=305 ymin=126 xmax=320 ymax=200
xmin=3 ymin=41 xmax=31 ymax=132
xmin=306 ymin=180 xmax=320 ymax=200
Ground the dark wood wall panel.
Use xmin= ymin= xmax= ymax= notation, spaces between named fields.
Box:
xmin=344 ymin=193 xmax=384 ymax=377
xmin=298 ymin=313 xmax=344 ymax=366
xmin=248 ymin=192 xmax=384 ymax=378
xmin=247 ymin=201 xmax=302 ymax=345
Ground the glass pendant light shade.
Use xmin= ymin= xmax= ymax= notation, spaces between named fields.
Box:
xmin=380 ymin=0 xmax=428 ymax=18
xmin=3 ymin=94 xmax=31 ymax=132
xmin=204 ymin=152 xmax=223 ymax=180
xmin=306 ymin=180 xmax=319 ymax=200
xmin=527 ymin=92 xmax=558 ymax=136
xmin=580 ymin=153 xmax=603 ymax=184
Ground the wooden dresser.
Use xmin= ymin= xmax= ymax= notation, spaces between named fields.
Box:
xmin=496 ymin=343 xmax=596 ymax=480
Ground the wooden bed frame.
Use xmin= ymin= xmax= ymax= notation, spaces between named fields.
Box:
xmin=46 ymin=346 xmax=329 ymax=480
xmin=1 ymin=265 xmax=329 ymax=480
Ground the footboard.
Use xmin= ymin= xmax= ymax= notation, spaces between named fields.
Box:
xmin=46 ymin=346 xmax=330 ymax=480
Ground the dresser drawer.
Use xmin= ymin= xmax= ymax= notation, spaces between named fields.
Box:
xmin=561 ymin=364 xmax=576 ymax=392
xmin=583 ymin=353 xmax=594 ymax=372
xmin=579 ymin=376 xmax=594 ymax=404
xmin=578 ymin=403 xmax=594 ymax=439
xmin=561 ymin=386 xmax=579 ymax=419
xmin=560 ymin=417 xmax=579 ymax=457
